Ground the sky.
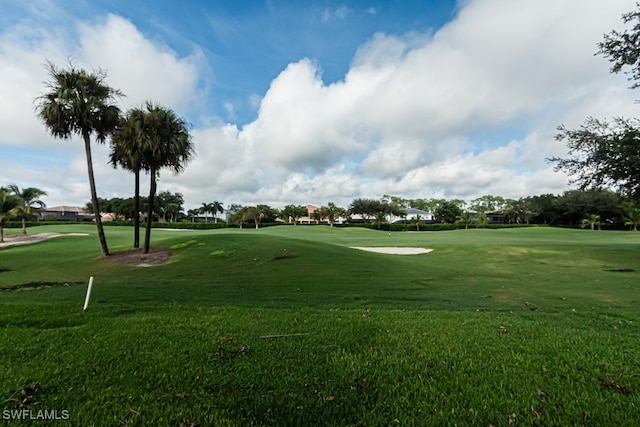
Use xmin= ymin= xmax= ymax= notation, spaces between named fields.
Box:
xmin=1 ymin=0 xmax=639 ymax=211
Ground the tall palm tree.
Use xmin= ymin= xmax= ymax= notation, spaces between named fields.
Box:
xmin=35 ymin=61 xmax=122 ymax=256
xmin=7 ymin=185 xmax=47 ymax=234
xmin=210 ymin=201 xmax=224 ymax=223
xmin=141 ymin=103 xmax=194 ymax=253
xmin=0 ymin=187 xmax=20 ymax=243
xmin=110 ymin=107 xmax=148 ymax=248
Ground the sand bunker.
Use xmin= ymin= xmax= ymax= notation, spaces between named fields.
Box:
xmin=0 ymin=233 xmax=89 ymax=249
xmin=351 ymin=247 xmax=433 ymax=255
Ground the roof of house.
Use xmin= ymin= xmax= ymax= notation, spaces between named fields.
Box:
xmin=44 ymin=206 xmax=87 ymax=213
xmin=405 ymin=208 xmax=432 ymax=216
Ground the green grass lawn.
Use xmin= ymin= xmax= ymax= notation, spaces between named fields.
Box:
xmin=1 ymin=225 xmax=639 ymax=426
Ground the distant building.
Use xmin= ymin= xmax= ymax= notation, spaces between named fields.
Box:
xmin=41 ymin=206 xmax=91 ymax=221
xmin=298 ymin=205 xmax=319 ymax=224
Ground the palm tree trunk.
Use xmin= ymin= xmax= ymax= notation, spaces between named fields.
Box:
xmin=83 ymin=132 xmax=109 ymax=256
xmin=133 ymin=168 xmax=140 ymax=248
xmin=21 ymin=217 xmax=27 ymax=234
xmin=0 ymin=224 xmax=5 ymax=243
xmin=144 ymin=168 xmax=157 ymax=254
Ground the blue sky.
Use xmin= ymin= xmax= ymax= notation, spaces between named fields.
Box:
xmin=1 ymin=0 xmax=638 ymax=209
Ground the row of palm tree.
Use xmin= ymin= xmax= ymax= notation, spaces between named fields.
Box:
xmin=0 ymin=185 xmax=47 ymax=242
xmin=580 ymin=210 xmax=640 ymax=230
xmin=35 ymin=61 xmax=194 ymax=255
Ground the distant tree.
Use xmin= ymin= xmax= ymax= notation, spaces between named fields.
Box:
xmin=319 ymin=202 xmax=344 ymax=226
xmin=7 ymin=185 xmax=47 ymax=234
xmin=258 ymin=204 xmax=279 ymax=223
xmin=382 ymin=194 xmax=409 ymax=208
xmin=409 ymin=198 xmax=445 ymax=213
xmin=186 ymin=208 xmax=199 ymax=222
xmin=227 ymin=205 xmax=246 ymax=228
xmin=35 ymin=61 xmax=122 ymax=256
xmin=155 ymin=191 xmax=184 ymax=222
xmin=210 ymin=201 xmax=224 ymax=223
xmin=528 ymin=194 xmax=559 ymax=225
xmin=623 ymin=207 xmax=640 ymax=230
xmin=281 ymin=204 xmax=308 ymax=225
xmin=245 ymin=206 xmax=264 ymax=229
xmin=581 ymin=213 xmax=601 ymax=231
xmin=455 ymin=211 xmax=473 ymax=229
xmin=349 ymin=198 xmax=383 ymax=221
xmin=199 ymin=202 xmax=214 ymax=222
xmin=0 ymin=187 xmax=20 ymax=243
xmin=373 ymin=211 xmax=387 ymax=229
xmin=435 ymin=201 xmax=463 ymax=224
xmin=474 ymin=213 xmax=490 ymax=229
xmin=310 ymin=210 xmax=323 ymax=223
xmin=470 ymin=195 xmax=505 ymax=213
xmin=414 ymin=214 xmax=422 ymax=231
xmin=381 ymin=200 xmax=406 ymax=220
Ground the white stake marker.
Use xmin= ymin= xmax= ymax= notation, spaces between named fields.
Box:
xmin=83 ymin=276 xmax=94 ymax=311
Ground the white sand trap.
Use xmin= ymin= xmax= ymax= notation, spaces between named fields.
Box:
xmin=0 ymin=232 xmax=89 ymax=249
xmin=351 ymin=247 xmax=433 ymax=255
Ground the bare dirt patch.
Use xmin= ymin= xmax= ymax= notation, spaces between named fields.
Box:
xmin=99 ymin=247 xmax=172 ymax=267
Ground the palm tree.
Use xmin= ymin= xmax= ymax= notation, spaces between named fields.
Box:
xmin=414 ymin=214 xmax=422 ymax=231
xmin=0 ymin=187 xmax=20 ymax=243
xmin=475 ymin=213 xmax=490 ymax=229
xmin=186 ymin=208 xmax=199 ymax=222
xmin=245 ymin=206 xmax=264 ymax=229
xmin=373 ymin=211 xmax=387 ymax=229
xmin=319 ymin=203 xmax=344 ymax=227
xmin=455 ymin=211 xmax=473 ymax=229
xmin=110 ymin=108 xmax=148 ymax=248
xmin=210 ymin=201 xmax=224 ymax=223
xmin=623 ymin=208 xmax=640 ymax=231
xmin=7 ymin=185 xmax=47 ymax=234
xmin=141 ymin=102 xmax=194 ymax=253
xmin=581 ymin=213 xmax=601 ymax=231
xmin=228 ymin=208 xmax=248 ymax=229
xmin=199 ymin=202 xmax=214 ymax=222
xmin=35 ymin=61 xmax=122 ymax=256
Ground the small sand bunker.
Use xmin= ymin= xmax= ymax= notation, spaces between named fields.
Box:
xmin=351 ymin=247 xmax=433 ymax=255
xmin=0 ymin=233 xmax=89 ymax=249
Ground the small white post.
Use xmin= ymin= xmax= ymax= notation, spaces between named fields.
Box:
xmin=83 ymin=276 xmax=94 ymax=311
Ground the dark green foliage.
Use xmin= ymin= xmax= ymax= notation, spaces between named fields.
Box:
xmin=551 ymin=117 xmax=640 ymax=199
xmin=598 ymin=4 xmax=640 ymax=89
xmin=434 ymin=200 xmax=463 ymax=223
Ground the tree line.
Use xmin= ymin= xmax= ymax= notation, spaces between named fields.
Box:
xmin=86 ymin=188 xmax=640 ymax=231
